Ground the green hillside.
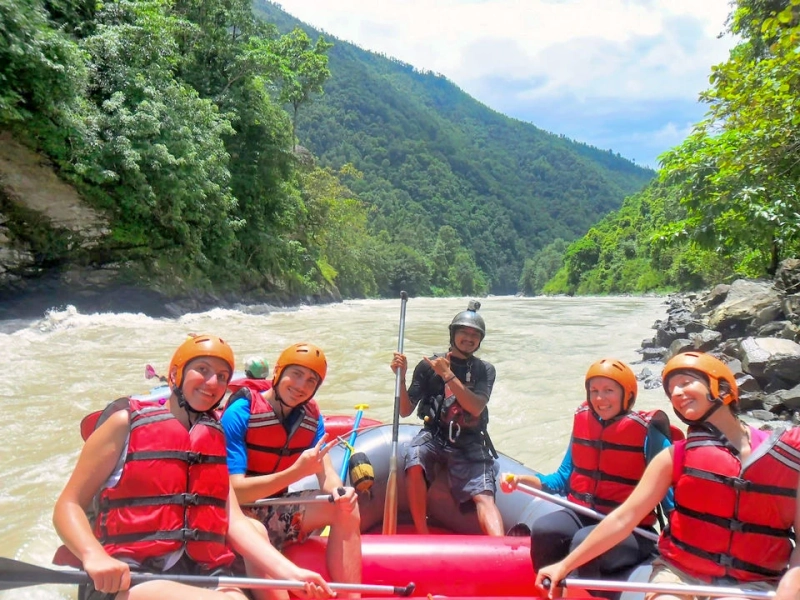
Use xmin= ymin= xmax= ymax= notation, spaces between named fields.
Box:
xmin=531 ymin=0 xmax=800 ymax=295
xmin=253 ymin=1 xmax=655 ymax=293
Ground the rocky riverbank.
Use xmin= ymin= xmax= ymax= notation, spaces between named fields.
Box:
xmin=636 ymin=258 xmax=800 ymax=426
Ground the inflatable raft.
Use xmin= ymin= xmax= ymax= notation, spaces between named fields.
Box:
xmin=284 ymin=422 xmax=568 ymax=598
xmin=83 ymin=382 xmax=652 ymax=600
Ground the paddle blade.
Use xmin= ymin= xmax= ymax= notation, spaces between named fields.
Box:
xmin=0 ymin=557 xmax=89 ymax=590
xmin=382 ymin=462 xmax=398 ymax=534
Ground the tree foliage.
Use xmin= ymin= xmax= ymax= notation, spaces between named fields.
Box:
xmin=541 ymin=0 xmax=800 ymax=295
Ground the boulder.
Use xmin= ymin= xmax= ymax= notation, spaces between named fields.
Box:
xmin=666 ymin=339 xmax=693 ymax=360
xmin=706 ymin=280 xmax=784 ymax=338
xmin=693 ymin=284 xmax=731 ymax=315
xmin=690 ymin=329 xmax=722 ymax=352
xmin=740 ymin=337 xmax=800 ymax=384
xmin=774 ymin=258 xmax=800 ymax=294
xmin=763 ymin=384 xmax=800 ymax=411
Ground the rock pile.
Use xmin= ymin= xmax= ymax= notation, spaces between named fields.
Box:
xmin=638 ymin=258 xmax=800 ymax=425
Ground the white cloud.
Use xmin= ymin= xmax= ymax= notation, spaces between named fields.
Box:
xmin=271 ymin=0 xmax=735 ymax=164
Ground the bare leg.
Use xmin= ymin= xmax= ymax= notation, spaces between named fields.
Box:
xmin=244 ymin=517 xmax=289 ymax=600
xmin=303 ymin=502 xmax=363 ymax=599
xmin=405 ymin=465 xmax=429 ymax=534
xmin=125 ymin=580 xmax=249 ymax=599
xmin=473 ymin=492 xmax=504 ymax=536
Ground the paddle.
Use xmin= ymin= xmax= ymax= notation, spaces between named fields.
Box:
xmin=242 ymin=493 xmax=335 ymax=508
xmin=383 ymin=290 xmax=409 ymax=535
xmin=542 ymin=577 xmax=774 ymax=600
xmin=339 ymin=403 xmax=369 ymax=482
xmin=508 ymin=480 xmax=660 ymax=543
xmin=0 ymin=557 xmax=416 ymax=596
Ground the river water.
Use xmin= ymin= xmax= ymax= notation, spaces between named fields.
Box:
xmin=0 ymin=295 xmax=668 ymax=599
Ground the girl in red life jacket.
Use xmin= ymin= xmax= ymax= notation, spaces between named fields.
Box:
xmin=502 ymin=359 xmax=673 ymax=587
xmin=53 ymin=334 xmax=333 ymax=600
xmin=536 ymin=352 xmax=800 ymax=600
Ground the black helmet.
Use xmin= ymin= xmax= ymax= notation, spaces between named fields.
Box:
xmin=449 ymin=300 xmax=486 ymax=350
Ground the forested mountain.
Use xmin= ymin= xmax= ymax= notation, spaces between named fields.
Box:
xmin=253 ymin=1 xmax=654 ymax=293
xmin=521 ymin=0 xmax=800 ymax=296
xmin=1 ymin=0 xmax=653 ymax=305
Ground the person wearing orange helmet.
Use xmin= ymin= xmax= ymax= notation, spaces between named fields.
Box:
xmin=535 ymin=351 xmax=800 ymax=600
xmin=390 ymin=300 xmax=504 ymax=536
xmin=53 ymin=334 xmax=333 ymax=600
xmin=502 ymin=358 xmax=674 ymax=586
xmin=221 ymin=343 xmax=362 ymax=597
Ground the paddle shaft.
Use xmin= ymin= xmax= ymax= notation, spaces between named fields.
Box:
xmin=339 ymin=404 xmax=369 ymax=482
xmin=0 ymin=557 xmax=415 ymax=596
xmin=515 ymin=482 xmax=660 ymax=543
xmin=554 ymin=577 xmax=774 ymax=600
xmin=242 ymin=494 xmax=334 ymax=508
xmin=383 ymin=290 xmax=408 ymax=535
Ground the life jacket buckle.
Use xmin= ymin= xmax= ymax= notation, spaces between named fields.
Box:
xmin=449 ymin=421 xmax=461 ymax=443
xmin=732 ymin=478 xmax=751 ymax=491
xmin=182 ymin=528 xmax=201 ymax=541
xmin=186 ymin=451 xmax=200 ymax=465
xmin=729 ymin=519 xmax=744 ymax=532
xmin=718 ymin=554 xmax=734 ymax=567
xmin=182 ymin=492 xmax=199 ymax=506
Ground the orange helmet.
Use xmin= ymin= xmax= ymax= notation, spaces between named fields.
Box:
xmin=168 ymin=334 xmax=235 ymax=389
xmin=662 ymin=351 xmax=738 ymax=404
xmin=585 ymin=359 xmax=638 ymax=411
xmin=273 ymin=343 xmax=328 ymax=388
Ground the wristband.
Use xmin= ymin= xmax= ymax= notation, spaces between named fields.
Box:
xmin=444 ymin=374 xmax=456 ymax=384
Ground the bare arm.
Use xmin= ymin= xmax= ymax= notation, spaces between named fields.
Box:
xmin=391 ymin=352 xmax=416 ymax=418
xmin=425 ymin=355 xmax=488 ymax=417
xmin=53 ymin=409 xmax=132 ymax=593
xmin=536 ymin=446 xmax=674 ymax=594
xmin=229 ymin=438 xmax=332 ymax=504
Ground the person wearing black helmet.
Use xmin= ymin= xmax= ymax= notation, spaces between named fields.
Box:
xmin=390 ymin=300 xmax=504 ymax=536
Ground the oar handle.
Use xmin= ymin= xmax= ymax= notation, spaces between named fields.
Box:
xmin=242 ymin=494 xmax=334 ymax=508
xmin=559 ymin=578 xmax=775 ymax=600
xmin=515 ymin=483 xmax=660 ymax=543
xmin=137 ymin=573 xmax=417 ymax=597
xmin=0 ymin=557 xmax=415 ymax=597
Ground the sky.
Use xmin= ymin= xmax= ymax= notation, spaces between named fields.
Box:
xmin=272 ymin=0 xmax=736 ymax=168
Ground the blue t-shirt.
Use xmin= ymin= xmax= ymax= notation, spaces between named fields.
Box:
xmin=538 ymin=422 xmax=675 ymax=513
xmin=221 ymin=395 xmax=326 ymax=476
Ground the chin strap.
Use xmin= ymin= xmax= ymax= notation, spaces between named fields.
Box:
xmin=173 ymin=386 xmax=222 ymax=427
xmin=673 ymin=395 xmax=724 ymax=427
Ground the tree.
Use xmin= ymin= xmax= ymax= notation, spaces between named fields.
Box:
xmin=272 ymin=28 xmax=332 ymax=141
xmin=659 ymin=0 xmax=800 ymax=276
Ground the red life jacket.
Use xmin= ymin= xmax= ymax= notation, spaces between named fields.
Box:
xmin=235 ymin=386 xmax=320 ymax=485
xmin=228 ymin=377 xmax=273 ymax=395
xmin=568 ymin=404 xmax=670 ymax=527
xmin=658 ymin=426 xmax=800 ymax=583
xmin=94 ymin=399 xmax=235 ymax=569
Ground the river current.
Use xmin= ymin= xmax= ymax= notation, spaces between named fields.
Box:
xmin=0 ymin=295 xmax=668 ymax=599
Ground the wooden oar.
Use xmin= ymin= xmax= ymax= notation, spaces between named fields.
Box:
xmin=242 ymin=493 xmax=335 ymax=508
xmin=511 ymin=481 xmax=660 ymax=543
xmin=383 ymin=290 xmax=408 ymax=535
xmin=543 ymin=577 xmax=774 ymax=599
xmin=0 ymin=557 xmax=416 ymax=596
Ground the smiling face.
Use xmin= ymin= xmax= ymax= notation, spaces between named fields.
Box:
xmin=587 ymin=376 xmax=624 ymax=420
xmin=275 ymin=364 xmax=321 ymax=407
xmin=666 ymin=371 xmax=713 ymax=421
xmin=177 ymin=356 xmax=232 ymax=411
xmin=452 ymin=327 xmax=482 ymax=356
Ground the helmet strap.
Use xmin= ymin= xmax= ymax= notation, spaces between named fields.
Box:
xmin=673 ymin=395 xmax=724 ymax=427
xmin=173 ymin=377 xmax=223 ymax=428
